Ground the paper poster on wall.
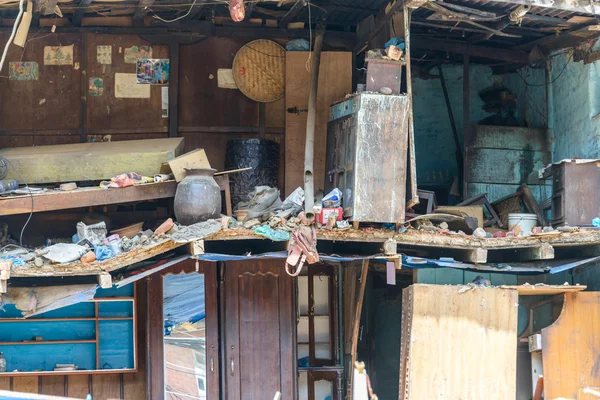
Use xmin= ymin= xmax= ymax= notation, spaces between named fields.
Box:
xmin=43 ymin=45 xmax=73 ymax=65
xmin=115 ymin=73 xmax=150 ymax=98
xmin=88 ymin=77 xmax=103 ymax=96
xmin=136 ymin=59 xmax=169 ymax=84
xmin=9 ymin=62 xmax=39 ymax=80
xmin=97 ymin=45 xmax=112 ymax=64
xmin=124 ymin=45 xmax=152 ymax=63
xmin=217 ymin=69 xmax=238 ymax=89
xmin=161 ymin=86 xmax=168 ymax=118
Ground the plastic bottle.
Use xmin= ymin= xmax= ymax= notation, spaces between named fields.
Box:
xmin=0 ymin=352 xmax=6 ymax=372
xmin=0 ymin=179 xmax=18 ymax=194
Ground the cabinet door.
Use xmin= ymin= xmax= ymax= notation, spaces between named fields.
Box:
xmin=223 ymin=260 xmax=295 ymax=400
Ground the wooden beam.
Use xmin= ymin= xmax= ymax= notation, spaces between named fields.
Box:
xmin=133 ymin=0 xmax=154 ymax=27
xmin=348 ymin=259 xmax=370 ymax=400
xmin=279 ymin=0 xmax=307 ymax=28
xmin=516 ymin=24 xmax=600 ymax=52
xmin=168 ymin=41 xmax=179 ymax=138
xmin=0 ymin=181 xmax=177 ymax=216
xmin=477 ymin=0 xmax=599 ymax=17
xmin=412 ymin=38 xmax=529 ymax=63
xmin=182 ymin=0 xmax=209 ymax=21
xmin=72 ymin=0 xmax=93 ymax=26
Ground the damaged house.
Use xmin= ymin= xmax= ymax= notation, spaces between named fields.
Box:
xmin=0 ymin=0 xmax=600 ymax=398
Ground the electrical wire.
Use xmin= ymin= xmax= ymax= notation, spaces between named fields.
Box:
xmin=516 ymin=52 xmax=573 ymax=87
xmin=151 ymin=0 xmax=197 ymax=23
xmin=0 ymin=156 xmax=34 ymax=247
xmin=0 ymin=0 xmax=25 ymax=73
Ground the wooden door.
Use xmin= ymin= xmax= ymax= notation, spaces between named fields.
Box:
xmin=223 ymin=259 xmax=295 ymax=400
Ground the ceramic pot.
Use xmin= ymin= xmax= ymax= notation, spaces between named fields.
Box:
xmin=174 ymin=168 xmax=221 ymax=225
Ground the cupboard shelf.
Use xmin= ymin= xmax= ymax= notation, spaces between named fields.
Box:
xmin=0 ymin=340 xmax=96 ymax=345
xmin=0 ymin=317 xmax=133 ymax=322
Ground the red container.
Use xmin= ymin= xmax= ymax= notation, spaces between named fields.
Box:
xmin=315 ymin=207 xmax=343 ymax=226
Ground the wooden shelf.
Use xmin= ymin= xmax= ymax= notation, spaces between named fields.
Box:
xmin=500 ymin=284 xmax=587 ymax=296
xmin=0 ymin=340 xmax=96 ymax=345
xmin=0 ymin=368 xmax=138 ymax=377
xmin=90 ymin=297 xmax=135 ymax=302
xmin=0 ymin=181 xmax=177 ymax=216
xmin=0 ymin=317 xmax=133 ymax=322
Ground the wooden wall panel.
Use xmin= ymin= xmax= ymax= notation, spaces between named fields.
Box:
xmin=92 ymin=374 xmax=120 ymax=399
xmin=542 ymin=292 xmax=600 ymax=399
xmin=13 ymin=376 xmax=38 ymax=393
xmin=285 ymin=52 xmax=352 ymax=196
xmin=40 ymin=376 xmax=66 ymax=396
xmin=179 ymin=37 xmax=259 ymax=128
xmin=85 ymin=34 xmax=169 ymax=140
xmin=0 ymin=377 xmax=10 ymax=390
xmin=67 ymin=375 xmax=90 ymax=398
xmin=399 ymin=284 xmax=518 ymax=400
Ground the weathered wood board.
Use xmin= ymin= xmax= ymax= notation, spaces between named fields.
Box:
xmin=0 ymin=138 xmax=184 ymax=184
xmin=284 ymin=52 xmax=352 ymax=196
xmin=399 ymin=284 xmax=518 ymax=400
xmin=542 ymin=292 xmax=600 ymax=400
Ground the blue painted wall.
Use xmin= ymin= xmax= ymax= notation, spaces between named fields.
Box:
xmin=549 ymin=44 xmax=600 ymax=160
xmin=413 ymin=64 xmax=547 ymax=189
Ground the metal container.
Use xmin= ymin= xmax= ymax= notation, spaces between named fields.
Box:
xmin=325 ymin=93 xmax=410 ymax=224
xmin=174 ymin=168 xmax=221 ymax=225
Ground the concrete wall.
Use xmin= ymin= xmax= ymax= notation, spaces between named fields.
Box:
xmin=413 ymin=64 xmax=547 ymax=190
xmin=549 ymin=44 xmax=600 ymax=161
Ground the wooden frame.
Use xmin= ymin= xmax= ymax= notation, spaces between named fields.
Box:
xmin=0 ymin=287 xmax=137 ymax=377
xmin=307 ymin=264 xmax=338 ymax=367
xmin=145 ymin=259 xmax=219 ymax=400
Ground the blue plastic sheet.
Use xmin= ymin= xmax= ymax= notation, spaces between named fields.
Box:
xmin=163 ymin=273 xmax=205 ymax=335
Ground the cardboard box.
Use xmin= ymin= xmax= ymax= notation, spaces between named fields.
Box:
xmin=435 ymin=205 xmax=484 ymax=228
xmin=160 ymin=149 xmax=211 ymax=182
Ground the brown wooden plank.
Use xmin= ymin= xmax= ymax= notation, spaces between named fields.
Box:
xmin=0 ymin=33 xmax=82 ymax=135
xmin=179 ymin=37 xmax=259 ymax=128
xmin=13 ymin=376 xmax=39 ymax=393
xmin=146 ymin=271 xmax=163 ymax=400
xmin=0 ymin=377 xmax=10 ymax=390
xmin=348 ymin=259 xmax=369 ymax=399
xmin=40 ymin=375 xmax=66 ymax=396
xmin=92 ymin=374 xmax=120 ymax=400
xmin=500 ymin=284 xmax=586 ymax=296
xmin=0 ymin=181 xmax=177 ymax=216
xmin=542 ymin=292 xmax=600 ymax=399
xmin=124 ymin=281 xmax=146 ymax=400
xmin=67 ymin=375 xmax=90 ymax=398
xmin=85 ymin=34 xmax=168 ymax=135
xmin=400 ymin=285 xmax=518 ymax=400
xmin=284 ymin=51 xmax=352 ymax=196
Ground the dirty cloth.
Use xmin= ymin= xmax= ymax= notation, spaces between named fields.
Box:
xmin=100 ymin=172 xmax=152 ymax=189
xmin=1 ymin=284 xmax=97 ymax=317
xmin=169 ymin=219 xmax=222 ymax=243
xmin=254 ymin=225 xmax=290 ymax=242
xmin=286 ymin=39 xmax=310 ymax=51
xmin=43 ymin=243 xmax=88 ymax=264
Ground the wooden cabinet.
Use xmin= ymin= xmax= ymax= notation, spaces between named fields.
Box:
xmin=223 ymin=259 xmax=295 ymax=400
xmin=325 ymin=93 xmax=410 ymax=224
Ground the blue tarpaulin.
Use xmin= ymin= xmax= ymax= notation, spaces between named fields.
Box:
xmin=163 ymin=273 xmax=205 ymax=335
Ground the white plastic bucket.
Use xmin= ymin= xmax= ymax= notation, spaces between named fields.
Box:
xmin=508 ymin=213 xmax=538 ymax=233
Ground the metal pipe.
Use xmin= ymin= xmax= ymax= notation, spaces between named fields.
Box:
xmin=303 ymin=24 xmax=325 ymax=220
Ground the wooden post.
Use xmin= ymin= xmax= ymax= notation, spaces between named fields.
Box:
xmin=347 ymin=259 xmax=369 ymax=400
xmin=258 ymin=102 xmax=266 ymax=140
xmin=303 ymin=24 xmax=325 ymax=219
xmin=462 ymin=53 xmax=470 ymax=199
xmin=403 ymin=5 xmax=419 ymax=209
xmin=80 ymin=33 xmax=87 ymax=143
xmin=168 ymin=41 xmax=179 ymax=138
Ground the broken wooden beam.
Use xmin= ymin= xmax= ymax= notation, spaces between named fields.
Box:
xmin=477 ymin=0 xmax=599 ymax=17
xmin=411 ymin=38 xmax=529 ymax=64
xmin=97 ymin=272 xmax=112 ymax=289
xmin=278 ymin=0 xmax=307 ymax=29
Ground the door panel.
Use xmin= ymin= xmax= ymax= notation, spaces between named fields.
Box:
xmin=224 ymin=260 xmax=295 ymax=400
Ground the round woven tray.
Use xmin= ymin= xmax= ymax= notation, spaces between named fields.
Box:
xmin=232 ymin=39 xmax=285 ymax=103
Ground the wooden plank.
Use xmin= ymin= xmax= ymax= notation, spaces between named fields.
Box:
xmin=13 ymin=376 xmax=39 ymax=393
xmin=0 ymin=181 xmax=177 ymax=216
xmin=412 ymin=38 xmax=529 ymax=64
xmin=0 ymin=138 xmax=183 ymax=184
xmin=500 ymin=284 xmax=586 ymax=295
xmin=480 ymin=0 xmax=598 ymax=16
xmin=348 ymin=259 xmax=369 ymax=399
xmin=92 ymin=374 xmax=120 ymax=399
xmin=284 ymin=51 xmax=352 ymax=196
xmin=40 ymin=376 xmax=66 ymax=396
xmin=542 ymin=292 xmax=600 ymax=399
xmin=67 ymin=375 xmax=90 ymax=398
xmin=400 ymin=285 xmax=518 ymax=400
xmin=0 ymin=377 xmax=10 ymax=390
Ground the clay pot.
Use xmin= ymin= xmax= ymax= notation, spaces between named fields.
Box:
xmin=174 ymin=168 xmax=221 ymax=225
